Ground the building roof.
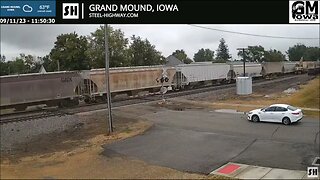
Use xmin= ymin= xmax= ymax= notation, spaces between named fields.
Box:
xmin=39 ymin=65 xmax=47 ymax=73
xmin=165 ymin=55 xmax=184 ymax=66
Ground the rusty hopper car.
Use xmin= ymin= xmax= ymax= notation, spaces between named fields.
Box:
xmin=0 ymin=71 xmax=83 ymax=111
xmin=174 ymin=63 xmax=231 ymax=89
xmin=283 ymin=62 xmax=297 ymax=73
xmin=229 ymin=63 xmax=262 ymax=78
xmin=261 ymin=62 xmax=284 ymax=76
xmin=83 ymin=66 xmax=176 ymax=100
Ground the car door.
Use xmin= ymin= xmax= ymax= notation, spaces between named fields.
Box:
xmin=260 ymin=107 xmax=276 ymax=122
xmin=273 ymin=107 xmax=288 ymax=123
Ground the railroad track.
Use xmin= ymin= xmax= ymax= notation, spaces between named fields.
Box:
xmin=0 ymin=74 xmax=308 ymax=124
xmin=0 ymin=110 xmax=71 ymax=124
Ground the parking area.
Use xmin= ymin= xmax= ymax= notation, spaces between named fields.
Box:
xmin=103 ymin=108 xmax=320 ymax=174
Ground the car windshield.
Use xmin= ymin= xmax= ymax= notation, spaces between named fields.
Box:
xmin=287 ymin=105 xmax=297 ymax=111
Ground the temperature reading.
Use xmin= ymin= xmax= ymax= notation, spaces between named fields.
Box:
xmin=39 ymin=5 xmax=50 ymax=10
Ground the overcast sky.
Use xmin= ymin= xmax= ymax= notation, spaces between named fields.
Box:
xmin=0 ymin=24 xmax=319 ymax=61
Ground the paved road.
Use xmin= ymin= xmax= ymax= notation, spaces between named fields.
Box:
xmin=103 ymin=109 xmax=320 ymax=174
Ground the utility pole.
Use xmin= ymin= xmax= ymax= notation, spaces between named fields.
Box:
xmin=104 ymin=24 xmax=113 ymax=133
xmin=237 ymin=48 xmax=248 ymax=77
xmin=57 ymin=60 xmax=60 ymax=71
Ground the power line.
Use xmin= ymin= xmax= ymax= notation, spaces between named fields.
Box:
xmin=188 ymin=24 xmax=319 ymax=40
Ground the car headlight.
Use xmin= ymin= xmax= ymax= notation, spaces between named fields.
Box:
xmin=248 ymin=112 xmax=253 ymax=114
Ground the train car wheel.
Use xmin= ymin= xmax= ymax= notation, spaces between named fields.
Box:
xmin=84 ymin=98 xmax=92 ymax=104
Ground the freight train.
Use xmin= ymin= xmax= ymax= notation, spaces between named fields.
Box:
xmin=1 ymin=61 xmax=319 ymax=111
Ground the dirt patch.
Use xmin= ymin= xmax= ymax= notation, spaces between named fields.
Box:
xmin=218 ymin=76 xmax=320 ymax=114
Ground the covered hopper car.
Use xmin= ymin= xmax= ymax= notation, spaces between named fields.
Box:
xmin=0 ymin=71 xmax=83 ymax=111
xmin=79 ymin=66 xmax=176 ymax=102
xmin=173 ymin=63 xmax=231 ymax=89
xmin=261 ymin=62 xmax=284 ymax=77
xmin=228 ymin=63 xmax=262 ymax=78
xmin=283 ymin=62 xmax=297 ymax=73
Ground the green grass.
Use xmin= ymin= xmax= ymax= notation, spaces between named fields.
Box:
xmin=286 ymin=76 xmax=320 ymax=109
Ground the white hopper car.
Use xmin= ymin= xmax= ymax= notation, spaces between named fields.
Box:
xmin=283 ymin=62 xmax=297 ymax=73
xmin=229 ymin=63 xmax=262 ymax=78
xmin=173 ymin=63 xmax=231 ymax=89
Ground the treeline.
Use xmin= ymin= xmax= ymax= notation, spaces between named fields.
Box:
xmin=1 ymin=25 xmax=319 ymax=76
xmin=1 ymin=26 xmax=164 ymax=75
xmin=0 ymin=54 xmax=43 ymax=75
xmin=236 ymin=44 xmax=319 ymax=63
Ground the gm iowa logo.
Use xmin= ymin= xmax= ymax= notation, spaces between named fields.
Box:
xmin=289 ymin=0 xmax=319 ymax=23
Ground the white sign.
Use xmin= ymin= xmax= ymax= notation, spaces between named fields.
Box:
xmin=63 ymin=3 xmax=79 ymax=19
xmin=307 ymin=167 xmax=319 ymax=178
xmin=289 ymin=0 xmax=320 ymax=23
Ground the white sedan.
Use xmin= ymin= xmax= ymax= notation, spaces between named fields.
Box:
xmin=247 ymin=104 xmax=303 ymax=125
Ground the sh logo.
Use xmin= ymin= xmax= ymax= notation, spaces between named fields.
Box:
xmin=307 ymin=167 xmax=319 ymax=178
xmin=289 ymin=0 xmax=320 ymax=23
xmin=63 ymin=3 xmax=79 ymax=19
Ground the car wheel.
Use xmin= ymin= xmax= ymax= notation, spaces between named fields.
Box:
xmin=252 ymin=115 xmax=260 ymax=122
xmin=282 ymin=117 xmax=291 ymax=125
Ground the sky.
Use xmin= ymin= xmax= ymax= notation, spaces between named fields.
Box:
xmin=0 ymin=24 xmax=319 ymax=61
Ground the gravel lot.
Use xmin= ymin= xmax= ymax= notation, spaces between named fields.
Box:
xmin=1 ymin=115 xmax=81 ymax=151
xmin=0 ymin=107 xmax=153 ymax=161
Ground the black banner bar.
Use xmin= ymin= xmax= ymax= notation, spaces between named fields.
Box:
xmin=2 ymin=0 xmax=315 ymax=24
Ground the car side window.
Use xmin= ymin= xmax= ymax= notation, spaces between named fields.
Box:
xmin=276 ymin=107 xmax=288 ymax=112
xmin=265 ymin=107 xmax=276 ymax=112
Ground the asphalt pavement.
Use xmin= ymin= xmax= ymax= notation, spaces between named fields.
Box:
xmin=103 ymin=109 xmax=320 ymax=174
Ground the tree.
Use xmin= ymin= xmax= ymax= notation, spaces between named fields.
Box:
xmin=304 ymin=47 xmax=320 ymax=61
xmin=286 ymin=44 xmax=307 ymax=61
xmin=86 ymin=25 xmax=130 ymax=68
xmin=172 ymin=49 xmax=192 ymax=64
xmin=216 ymin=38 xmax=231 ymax=62
xmin=0 ymin=54 xmax=8 ymax=75
xmin=8 ymin=57 xmax=28 ymax=74
xmin=50 ymin=32 xmax=89 ymax=71
xmin=0 ymin=54 xmax=5 ymax=62
xmin=193 ymin=48 xmax=214 ymax=62
xmin=238 ymin=45 xmax=265 ymax=62
xmin=264 ymin=49 xmax=286 ymax=62
xmin=286 ymin=44 xmax=320 ymax=61
xmin=40 ymin=55 xmax=58 ymax=72
xmin=128 ymin=35 xmax=164 ymax=66
xmin=20 ymin=53 xmax=42 ymax=73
